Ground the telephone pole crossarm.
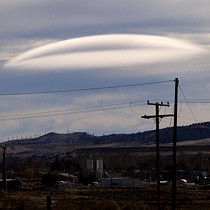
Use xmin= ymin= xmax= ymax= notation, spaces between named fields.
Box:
xmin=142 ymin=114 xmax=173 ymax=119
xmin=147 ymin=100 xmax=170 ymax=107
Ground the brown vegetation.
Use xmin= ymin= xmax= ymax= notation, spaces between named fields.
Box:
xmin=1 ymin=184 xmax=210 ymax=210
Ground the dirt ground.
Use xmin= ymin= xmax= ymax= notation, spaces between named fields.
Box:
xmin=1 ymin=183 xmax=210 ymax=210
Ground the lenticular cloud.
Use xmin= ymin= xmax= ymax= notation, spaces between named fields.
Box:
xmin=5 ymin=34 xmax=206 ymax=71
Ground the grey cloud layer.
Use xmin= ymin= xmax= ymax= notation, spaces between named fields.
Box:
xmin=1 ymin=0 xmax=210 ymax=39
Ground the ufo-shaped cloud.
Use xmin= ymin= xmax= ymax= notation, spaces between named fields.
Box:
xmin=5 ymin=34 xmax=206 ymax=71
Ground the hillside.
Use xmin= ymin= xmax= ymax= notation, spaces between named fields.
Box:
xmin=4 ymin=121 xmax=210 ymax=156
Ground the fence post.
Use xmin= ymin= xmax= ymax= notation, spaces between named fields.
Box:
xmin=46 ymin=195 xmax=51 ymax=210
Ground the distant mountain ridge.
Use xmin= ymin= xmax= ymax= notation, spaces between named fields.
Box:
xmin=6 ymin=121 xmax=210 ymax=146
xmin=4 ymin=121 xmax=210 ymax=157
xmin=94 ymin=121 xmax=210 ymax=144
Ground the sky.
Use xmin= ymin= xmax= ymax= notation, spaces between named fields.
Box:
xmin=1 ymin=0 xmax=210 ymax=141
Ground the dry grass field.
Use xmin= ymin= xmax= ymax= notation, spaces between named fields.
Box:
xmin=1 ymin=182 xmax=210 ymax=210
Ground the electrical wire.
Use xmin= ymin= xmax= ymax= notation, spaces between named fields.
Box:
xmin=179 ymin=99 xmax=210 ymax=103
xmin=0 ymin=100 xmax=146 ymax=121
xmin=0 ymin=79 xmax=174 ymax=96
xmin=129 ymin=102 xmax=143 ymax=116
xmin=2 ymin=78 xmax=209 ymax=128
xmin=160 ymin=116 xmax=195 ymax=125
xmin=179 ymin=84 xmax=197 ymax=123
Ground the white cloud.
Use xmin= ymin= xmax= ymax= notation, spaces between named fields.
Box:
xmin=5 ymin=34 xmax=206 ymax=72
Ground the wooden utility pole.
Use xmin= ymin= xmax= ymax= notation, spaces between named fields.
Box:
xmin=1 ymin=144 xmax=7 ymax=192
xmin=46 ymin=195 xmax=51 ymax=210
xmin=172 ymin=78 xmax=179 ymax=210
xmin=142 ymin=101 xmax=173 ymax=210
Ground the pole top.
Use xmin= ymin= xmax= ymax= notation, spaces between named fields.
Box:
xmin=0 ymin=143 xmax=6 ymax=149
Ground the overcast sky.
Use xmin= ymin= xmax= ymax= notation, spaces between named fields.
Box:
xmin=0 ymin=0 xmax=210 ymax=141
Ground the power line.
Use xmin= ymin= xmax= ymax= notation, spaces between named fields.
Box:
xmin=0 ymin=79 xmax=174 ymax=96
xmin=159 ymin=99 xmax=210 ymax=104
xmin=179 ymin=84 xmax=197 ymax=123
xmin=0 ymin=100 xmax=146 ymax=121
xmin=179 ymin=99 xmax=210 ymax=103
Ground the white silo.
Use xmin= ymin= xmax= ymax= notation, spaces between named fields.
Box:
xmin=87 ymin=159 xmax=94 ymax=172
xmin=96 ymin=159 xmax=104 ymax=179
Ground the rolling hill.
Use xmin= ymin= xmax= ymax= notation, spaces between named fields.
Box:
xmin=4 ymin=121 xmax=210 ymax=157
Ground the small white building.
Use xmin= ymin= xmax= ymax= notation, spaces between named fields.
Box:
xmin=57 ymin=181 xmax=73 ymax=189
xmin=101 ymin=178 xmax=140 ymax=187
